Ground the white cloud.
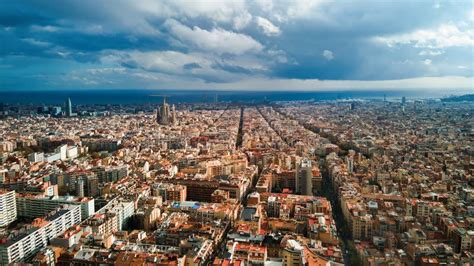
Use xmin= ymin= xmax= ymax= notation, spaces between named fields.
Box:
xmin=53 ymin=51 xmax=71 ymax=58
xmin=30 ymin=25 xmax=60 ymax=32
xmin=219 ymin=55 xmax=269 ymax=72
xmin=375 ymin=23 xmax=474 ymax=49
xmin=86 ymin=67 xmax=127 ymax=75
xmin=164 ymin=0 xmax=247 ymax=23
xmin=286 ymin=0 xmax=326 ymax=19
xmin=256 ymin=17 xmax=281 ymax=36
xmin=21 ymin=38 xmax=51 ymax=47
xmin=233 ymin=11 xmax=252 ymax=30
xmin=254 ymin=0 xmax=326 ymax=22
xmin=418 ymin=50 xmax=444 ymax=56
xmin=118 ymin=50 xmax=213 ymax=74
xmin=165 ymin=19 xmax=263 ymax=55
xmin=267 ymin=49 xmax=289 ymax=63
xmin=255 ymin=0 xmax=274 ymax=14
xmin=423 ymin=59 xmax=432 ymax=65
xmin=100 ymin=49 xmax=270 ymax=83
xmin=322 ymin=50 xmax=334 ymax=60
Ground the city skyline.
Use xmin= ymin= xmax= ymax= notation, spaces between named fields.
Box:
xmin=1 ymin=0 xmax=473 ymax=92
xmin=0 ymin=2 xmax=473 ymax=265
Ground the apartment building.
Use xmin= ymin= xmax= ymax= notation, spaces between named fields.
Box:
xmin=16 ymin=194 xmax=95 ymax=220
xmin=0 ymin=205 xmax=81 ymax=264
xmin=0 ymin=190 xmax=16 ymax=227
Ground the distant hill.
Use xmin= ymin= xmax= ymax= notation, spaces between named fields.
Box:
xmin=441 ymin=94 xmax=474 ymax=102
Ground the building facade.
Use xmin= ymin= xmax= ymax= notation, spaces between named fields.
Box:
xmin=16 ymin=194 xmax=95 ymax=221
xmin=0 ymin=190 xmax=17 ymax=227
xmin=296 ymin=158 xmax=313 ymax=196
xmin=0 ymin=205 xmax=81 ymax=264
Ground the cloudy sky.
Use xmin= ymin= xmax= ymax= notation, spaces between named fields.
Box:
xmin=1 ymin=0 xmax=473 ymax=92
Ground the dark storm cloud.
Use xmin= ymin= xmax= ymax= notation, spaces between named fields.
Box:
xmin=0 ymin=0 xmax=472 ymax=90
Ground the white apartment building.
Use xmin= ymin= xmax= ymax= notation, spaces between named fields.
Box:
xmin=16 ymin=195 xmax=94 ymax=221
xmin=0 ymin=205 xmax=81 ymax=264
xmin=0 ymin=190 xmax=16 ymax=227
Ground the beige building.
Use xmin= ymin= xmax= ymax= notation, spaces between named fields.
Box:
xmin=352 ymin=214 xmax=373 ymax=240
xmin=282 ymin=240 xmax=304 ymax=266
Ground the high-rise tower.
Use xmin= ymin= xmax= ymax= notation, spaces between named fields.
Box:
xmin=65 ymin=97 xmax=73 ymax=117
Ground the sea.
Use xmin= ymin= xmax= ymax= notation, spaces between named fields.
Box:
xmin=0 ymin=89 xmax=451 ymax=105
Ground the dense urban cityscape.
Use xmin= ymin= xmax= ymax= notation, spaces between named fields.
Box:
xmin=1 ymin=1 xmax=473 ymax=265
xmin=0 ymin=95 xmax=472 ymax=265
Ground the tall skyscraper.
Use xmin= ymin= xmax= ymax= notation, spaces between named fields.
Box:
xmin=65 ymin=97 xmax=73 ymax=117
xmin=401 ymin=96 xmax=407 ymax=105
xmin=0 ymin=190 xmax=17 ymax=227
xmin=295 ymin=158 xmax=313 ymax=196
xmin=156 ymin=97 xmax=177 ymax=125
